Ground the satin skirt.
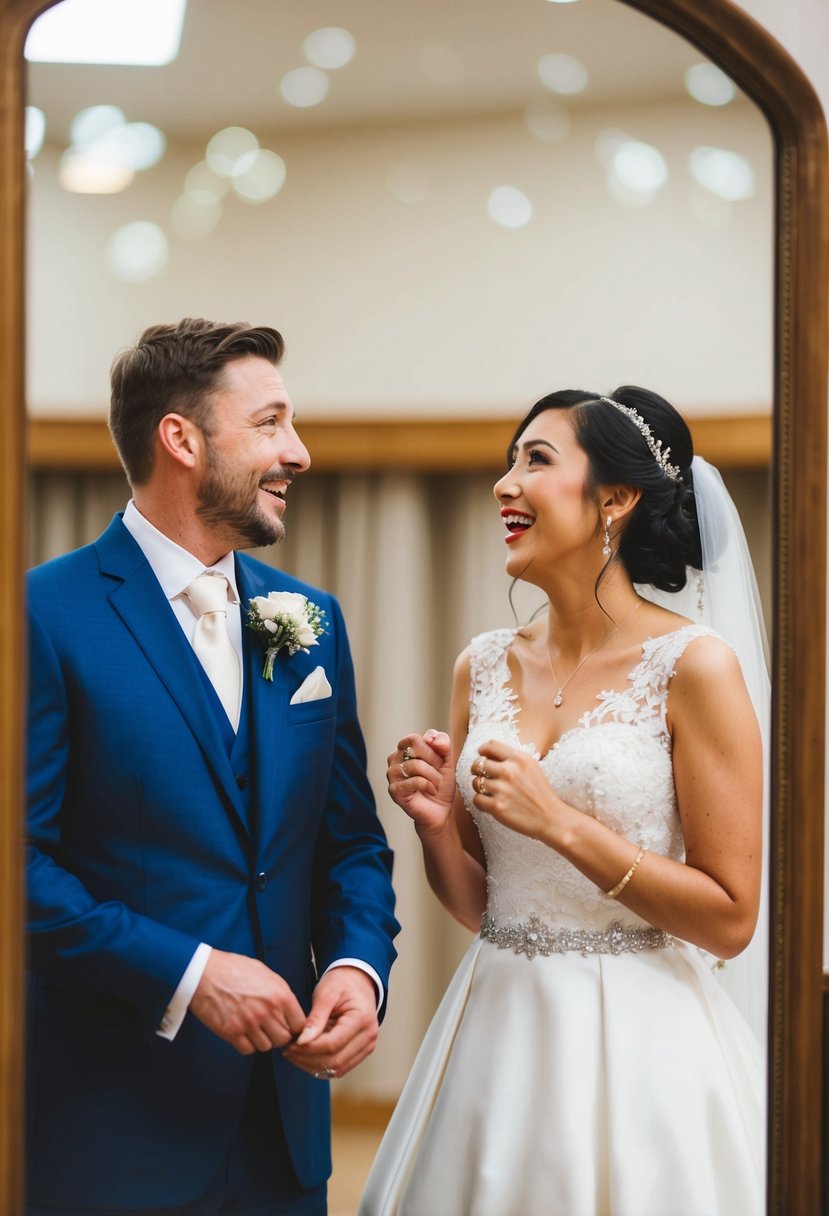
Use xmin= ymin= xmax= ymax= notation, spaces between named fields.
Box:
xmin=359 ymin=937 xmax=764 ymax=1216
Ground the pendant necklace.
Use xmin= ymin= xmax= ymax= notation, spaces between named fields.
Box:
xmin=547 ymin=600 xmax=643 ymax=708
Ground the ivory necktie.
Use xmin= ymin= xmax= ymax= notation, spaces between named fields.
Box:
xmin=185 ymin=572 xmax=242 ymax=730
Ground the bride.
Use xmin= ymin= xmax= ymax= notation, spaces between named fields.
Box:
xmin=359 ymin=387 xmax=767 ymax=1216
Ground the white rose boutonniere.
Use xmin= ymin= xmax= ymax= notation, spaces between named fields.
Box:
xmin=246 ymin=591 xmax=327 ymax=680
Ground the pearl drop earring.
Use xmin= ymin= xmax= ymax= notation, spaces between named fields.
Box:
xmin=602 ymin=517 xmax=612 ymax=558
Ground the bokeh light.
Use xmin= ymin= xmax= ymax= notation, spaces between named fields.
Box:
xmin=537 ymin=53 xmax=588 ymax=95
xmin=206 ymin=127 xmax=259 ymax=177
xmin=690 ymin=147 xmax=755 ymax=201
xmin=685 ymin=63 xmax=737 ymax=107
xmin=487 ymin=186 xmax=533 ymax=229
xmin=107 ymin=221 xmax=168 ymax=281
xmin=280 ymin=67 xmax=330 ymax=108
xmin=231 ymin=150 xmax=287 ymax=203
xmin=303 ymin=28 xmax=355 ymax=70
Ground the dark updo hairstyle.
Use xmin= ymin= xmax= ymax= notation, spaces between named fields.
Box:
xmin=508 ymin=386 xmax=702 ymax=592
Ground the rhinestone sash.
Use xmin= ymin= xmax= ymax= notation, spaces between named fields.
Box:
xmin=481 ymin=913 xmax=672 ymax=959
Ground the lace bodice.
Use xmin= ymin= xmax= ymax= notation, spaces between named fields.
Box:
xmin=457 ymin=623 xmax=715 ymax=934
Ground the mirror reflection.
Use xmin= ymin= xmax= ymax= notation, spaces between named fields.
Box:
xmin=25 ymin=0 xmax=773 ymax=1206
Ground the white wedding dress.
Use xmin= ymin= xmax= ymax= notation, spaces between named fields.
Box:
xmin=359 ymin=624 xmax=764 ymax=1216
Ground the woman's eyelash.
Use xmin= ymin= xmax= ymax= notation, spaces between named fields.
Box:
xmin=528 ymin=448 xmax=551 ymax=465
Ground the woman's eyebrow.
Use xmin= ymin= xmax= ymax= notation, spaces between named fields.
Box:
xmin=514 ymin=438 xmax=560 ymax=455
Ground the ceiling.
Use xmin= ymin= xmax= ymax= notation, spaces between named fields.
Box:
xmin=27 ymin=0 xmax=738 ymax=146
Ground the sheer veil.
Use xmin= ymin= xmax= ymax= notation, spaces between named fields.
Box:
xmin=636 ymin=455 xmax=771 ymax=1047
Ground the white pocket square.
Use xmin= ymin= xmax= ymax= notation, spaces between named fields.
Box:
xmin=290 ymin=665 xmax=332 ymax=705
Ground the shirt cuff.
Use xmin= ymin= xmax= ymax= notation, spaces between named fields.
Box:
xmin=156 ymin=943 xmax=212 ymax=1040
xmin=322 ymin=958 xmax=384 ymax=1012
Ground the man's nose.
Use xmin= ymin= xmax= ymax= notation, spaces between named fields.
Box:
xmin=281 ymin=425 xmax=311 ymax=472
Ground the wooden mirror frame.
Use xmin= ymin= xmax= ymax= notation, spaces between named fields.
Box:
xmin=1 ymin=1 xmax=826 ymax=1211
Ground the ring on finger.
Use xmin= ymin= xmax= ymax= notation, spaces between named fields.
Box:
xmin=400 ymin=763 xmax=410 ymax=779
xmin=403 ymin=745 xmax=415 ymax=762
xmin=313 ymin=1067 xmax=337 ymax=1080
xmin=478 ymin=758 xmax=488 ymax=780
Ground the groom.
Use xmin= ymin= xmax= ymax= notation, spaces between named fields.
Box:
xmin=25 ymin=319 xmax=399 ymax=1214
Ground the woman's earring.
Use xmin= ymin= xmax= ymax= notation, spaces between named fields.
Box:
xmin=602 ymin=517 xmax=612 ymax=558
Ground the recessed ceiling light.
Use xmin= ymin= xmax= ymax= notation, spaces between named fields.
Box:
xmin=59 ymin=149 xmax=134 ymax=194
xmin=537 ymin=53 xmax=588 ymax=95
xmin=280 ymin=67 xmax=330 ymax=109
xmin=690 ymin=147 xmax=755 ymax=200
xmin=115 ymin=123 xmax=166 ymax=171
xmin=25 ymin=107 xmax=46 ymax=159
xmin=611 ymin=140 xmax=668 ymax=193
xmin=107 ymin=221 xmax=168 ymax=282
xmin=206 ymin=128 xmax=259 ymax=178
xmin=685 ymin=63 xmax=737 ymax=107
xmin=488 ymin=186 xmax=533 ymax=229
xmin=70 ymin=105 xmax=126 ymax=149
xmin=303 ymin=28 xmax=355 ymax=71
xmin=25 ymin=0 xmax=187 ymax=66
xmin=602 ymin=139 xmax=668 ymax=206
xmin=231 ymin=151 xmax=287 ymax=204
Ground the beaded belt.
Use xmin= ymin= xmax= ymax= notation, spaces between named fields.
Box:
xmin=480 ymin=913 xmax=672 ymax=959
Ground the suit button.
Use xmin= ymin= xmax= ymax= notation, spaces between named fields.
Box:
xmin=256 ymin=872 xmax=267 ymax=891
xmin=236 ymin=774 xmax=248 ymax=790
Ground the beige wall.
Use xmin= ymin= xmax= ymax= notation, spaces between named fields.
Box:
xmin=27 ymin=97 xmax=771 ymax=418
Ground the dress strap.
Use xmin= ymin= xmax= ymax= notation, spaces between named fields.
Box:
xmin=468 ymin=628 xmax=520 ymax=728
xmin=581 ymin=623 xmax=718 ymax=740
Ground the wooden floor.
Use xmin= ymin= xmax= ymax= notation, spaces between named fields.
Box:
xmin=329 ymin=1123 xmax=386 ymax=1216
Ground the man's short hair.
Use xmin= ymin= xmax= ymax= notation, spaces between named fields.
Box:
xmin=109 ymin=317 xmax=285 ymax=486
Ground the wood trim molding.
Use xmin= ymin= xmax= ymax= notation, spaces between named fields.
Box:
xmin=0 ymin=4 xmax=53 ymax=1211
xmin=615 ymin=4 xmax=829 ymax=1212
xmin=332 ymin=1094 xmax=395 ymax=1132
xmin=27 ymin=412 xmax=773 ymax=473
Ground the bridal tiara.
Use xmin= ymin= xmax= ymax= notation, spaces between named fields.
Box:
xmin=597 ymin=397 xmax=682 ymax=481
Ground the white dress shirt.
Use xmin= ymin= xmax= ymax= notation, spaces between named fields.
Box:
xmin=121 ymin=502 xmax=382 ymax=1039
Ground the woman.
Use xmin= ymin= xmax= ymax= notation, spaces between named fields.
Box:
xmin=359 ymin=387 xmax=767 ymax=1216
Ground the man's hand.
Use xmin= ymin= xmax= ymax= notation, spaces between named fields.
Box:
xmin=283 ymin=967 xmax=378 ymax=1079
xmin=189 ymin=949 xmax=306 ymax=1055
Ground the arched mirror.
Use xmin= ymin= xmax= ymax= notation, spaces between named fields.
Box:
xmin=0 ymin=0 xmax=826 ymax=1212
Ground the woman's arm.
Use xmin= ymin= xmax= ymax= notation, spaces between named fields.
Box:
xmin=387 ymin=648 xmax=487 ymax=931
xmin=475 ymin=636 xmax=762 ymax=958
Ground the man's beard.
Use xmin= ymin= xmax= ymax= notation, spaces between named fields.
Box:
xmin=196 ymin=442 xmax=292 ymax=550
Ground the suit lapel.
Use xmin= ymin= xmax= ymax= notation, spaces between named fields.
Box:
xmin=96 ymin=518 xmax=249 ymax=837
xmin=236 ymin=559 xmax=289 ymax=824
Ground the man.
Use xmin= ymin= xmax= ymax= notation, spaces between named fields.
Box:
xmin=25 ymin=319 xmax=399 ymax=1214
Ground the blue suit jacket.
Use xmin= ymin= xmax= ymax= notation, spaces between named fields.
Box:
xmin=25 ymin=515 xmax=399 ymax=1209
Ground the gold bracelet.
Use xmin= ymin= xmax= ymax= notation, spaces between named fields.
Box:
xmin=605 ymin=848 xmax=646 ymax=899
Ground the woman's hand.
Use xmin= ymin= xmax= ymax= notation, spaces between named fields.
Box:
xmin=471 ymin=739 xmax=571 ymax=845
xmin=387 ymin=730 xmax=456 ymax=837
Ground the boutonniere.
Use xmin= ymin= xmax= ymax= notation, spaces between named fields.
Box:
xmin=246 ymin=592 xmax=327 ymax=680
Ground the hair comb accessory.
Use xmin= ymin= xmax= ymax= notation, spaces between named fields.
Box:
xmin=598 ymin=397 xmax=682 ymax=481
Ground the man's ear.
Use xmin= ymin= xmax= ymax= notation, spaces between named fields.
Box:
xmin=156 ymin=413 xmax=201 ymax=469
xmin=600 ymin=484 xmax=642 ymax=523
